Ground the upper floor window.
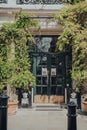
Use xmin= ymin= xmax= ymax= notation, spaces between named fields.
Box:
xmin=17 ymin=0 xmax=29 ymax=4
xmin=0 ymin=0 xmax=7 ymax=3
xmin=16 ymin=0 xmax=63 ymax=4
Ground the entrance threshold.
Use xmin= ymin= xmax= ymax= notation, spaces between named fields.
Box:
xmin=32 ymin=103 xmax=66 ymax=111
xmin=33 ymin=102 xmax=66 ymax=107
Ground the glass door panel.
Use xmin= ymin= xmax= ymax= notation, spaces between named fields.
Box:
xmin=36 ymin=87 xmax=41 ymax=95
xmin=51 ymin=77 xmax=56 ymax=85
xmin=42 ymin=77 xmax=48 ymax=85
xmin=42 ymin=87 xmax=47 ymax=95
xmin=35 ymin=54 xmax=48 ymax=95
xmin=50 ymin=54 xmax=65 ymax=96
xmin=33 ymin=52 xmax=66 ymax=96
xmin=51 ymin=86 xmax=56 ymax=95
xmin=36 ymin=77 xmax=41 ymax=85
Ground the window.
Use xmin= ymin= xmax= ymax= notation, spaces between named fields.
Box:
xmin=22 ymin=0 xmax=31 ymax=3
xmin=0 ymin=0 xmax=7 ymax=3
xmin=16 ymin=0 xmax=22 ymax=4
xmin=16 ymin=0 xmax=31 ymax=4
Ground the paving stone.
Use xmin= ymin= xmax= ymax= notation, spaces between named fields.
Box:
xmin=8 ymin=108 xmax=87 ymax=130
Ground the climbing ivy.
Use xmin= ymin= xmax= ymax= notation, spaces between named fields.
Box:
xmin=55 ymin=1 xmax=87 ymax=91
xmin=0 ymin=13 xmax=38 ymax=92
xmin=63 ymin=0 xmax=85 ymax=4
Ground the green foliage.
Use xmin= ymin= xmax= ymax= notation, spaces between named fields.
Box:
xmin=0 ymin=13 xmax=37 ymax=91
xmin=55 ymin=2 xmax=87 ymax=90
xmin=16 ymin=12 xmax=38 ymax=29
xmin=63 ymin=0 xmax=85 ymax=4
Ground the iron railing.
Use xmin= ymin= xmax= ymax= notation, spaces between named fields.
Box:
xmin=16 ymin=0 xmax=63 ymax=4
xmin=0 ymin=0 xmax=7 ymax=3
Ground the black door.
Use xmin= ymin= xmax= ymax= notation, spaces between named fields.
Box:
xmin=32 ymin=52 xmax=66 ymax=97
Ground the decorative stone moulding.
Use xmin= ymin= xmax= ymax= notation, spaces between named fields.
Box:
xmin=17 ymin=0 xmax=63 ymax=4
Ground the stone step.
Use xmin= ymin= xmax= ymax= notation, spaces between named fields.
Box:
xmin=33 ymin=103 xmax=67 ymax=108
xmin=35 ymin=107 xmax=63 ymax=111
xmin=32 ymin=103 xmax=67 ymax=111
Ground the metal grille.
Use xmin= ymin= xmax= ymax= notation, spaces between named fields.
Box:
xmin=17 ymin=0 xmax=63 ymax=4
xmin=0 ymin=0 xmax=7 ymax=3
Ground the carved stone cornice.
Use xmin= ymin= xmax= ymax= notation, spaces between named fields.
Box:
xmin=29 ymin=27 xmax=63 ymax=36
xmin=0 ymin=7 xmax=63 ymax=35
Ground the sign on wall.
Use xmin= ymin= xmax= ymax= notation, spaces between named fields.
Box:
xmin=42 ymin=68 xmax=47 ymax=76
xmin=51 ymin=68 xmax=56 ymax=76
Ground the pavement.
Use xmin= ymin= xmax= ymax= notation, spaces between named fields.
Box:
xmin=8 ymin=107 xmax=87 ymax=130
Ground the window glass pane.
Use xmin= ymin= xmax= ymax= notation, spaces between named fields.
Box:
xmin=36 ymin=87 xmax=41 ymax=95
xmin=36 ymin=77 xmax=41 ymax=85
xmin=51 ymin=77 xmax=56 ymax=85
xmin=51 ymin=57 xmax=56 ymax=65
xmin=56 ymin=87 xmax=62 ymax=95
xmin=42 ymin=77 xmax=47 ymax=85
xmin=51 ymin=86 xmax=56 ymax=95
xmin=42 ymin=87 xmax=47 ymax=95
xmin=57 ymin=78 xmax=62 ymax=85
xmin=36 ymin=67 xmax=41 ymax=75
xmin=57 ymin=62 xmax=63 ymax=75
xmin=35 ymin=37 xmax=51 ymax=52
xmin=42 ymin=56 xmax=47 ymax=65
xmin=36 ymin=56 xmax=41 ymax=66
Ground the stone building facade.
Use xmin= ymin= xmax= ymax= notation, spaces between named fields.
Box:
xmin=0 ymin=0 xmax=71 ymax=104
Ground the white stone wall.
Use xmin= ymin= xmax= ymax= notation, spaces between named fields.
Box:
xmin=0 ymin=16 xmax=14 ymax=25
xmin=0 ymin=0 xmax=65 ymax=24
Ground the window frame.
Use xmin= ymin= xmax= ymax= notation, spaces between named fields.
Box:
xmin=0 ymin=0 xmax=7 ymax=3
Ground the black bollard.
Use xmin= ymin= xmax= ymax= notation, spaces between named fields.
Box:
xmin=28 ymin=87 xmax=32 ymax=108
xmin=0 ymin=94 xmax=9 ymax=130
xmin=67 ymin=101 xmax=77 ymax=130
xmin=29 ymin=93 xmax=32 ymax=108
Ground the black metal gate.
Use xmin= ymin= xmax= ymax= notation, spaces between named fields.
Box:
xmin=32 ymin=52 xmax=66 ymax=97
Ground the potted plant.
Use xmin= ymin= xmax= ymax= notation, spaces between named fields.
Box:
xmin=82 ymin=86 xmax=87 ymax=112
xmin=0 ymin=12 xmax=37 ymax=114
xmin=82 ymin=97 xmax=87 ymax=112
